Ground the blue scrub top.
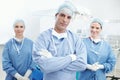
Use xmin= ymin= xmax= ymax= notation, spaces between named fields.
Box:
xmin=2 ymin=38 xmax=35 ymax=80
xmin=78 ymin=37 xmax=116 ymax=80
xmin=33 ymin=28 xmax=87 ymax=80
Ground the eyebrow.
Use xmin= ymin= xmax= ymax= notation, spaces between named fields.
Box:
xmin=59 ymin=13 xmax=72 ymax=18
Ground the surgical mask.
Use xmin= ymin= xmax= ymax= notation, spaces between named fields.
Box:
xmin=90 ymin=37 xmax=101 ymax=43
xmin=52 ymin=29 xmax=67 ymax=39
xmin=51 ymin=33 xmax=73 ymax=56
xmin=12 ymin=37 xmax=24 ymax=54
xmin=13 ymin=37 xmax=24 ymax=43
xmin=90 ymin=37 xmax=103 ymax=56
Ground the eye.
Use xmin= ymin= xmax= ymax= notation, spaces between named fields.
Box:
xmin=15 ymin=25 xmax=24 ymax=28
xmin=91 ymin=26 xmax=94 ymax=29
xmin=20 ymin=26 xmax=23 ymax=28
xmin=96 ymin=27 xmax=100 ymax=29
xmin=60 ymin=13 xmax=65 ymax=17
xmin=67 ymin=16 xmax=71 ymax=19
xmin=15 ymin=26 xmax=18 ymax=28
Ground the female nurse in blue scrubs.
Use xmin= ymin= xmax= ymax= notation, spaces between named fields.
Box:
xmin=2 ymin=19 xmax=35 ymax=80
xmin=78 ymin=18 xmax=116 ymax=80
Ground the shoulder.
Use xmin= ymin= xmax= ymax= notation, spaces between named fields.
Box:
xmin=82 ymin=37 xmax=89 ymax=41
xmin=67 ymin=30 xmax=76 ymax=36
xmin=24 ymin=37 xmax=32 ymax=42
xmin=102 ymin=40 xmax=112 ymax=48
xmin=82 ymin=37 xmax=89 ymax=43
xmin=39 ymin=29 xmax=52 ymax=37
xmin=5 ymin=38 xmax=13 ymax=45
xmin=67 ymin=30 xmax=85 ymax=44
xmin=24 ymin=38 xmax=33 ymax=44
xmin=4 ymin=38 xmax=13 ymax=48
xmin=40 ymin=28 xmax=52 ymax=35
xmin=67 ymin=30 xmax=79 ymax=39
xmin=37 ymin=29 xmax=52 ymax=41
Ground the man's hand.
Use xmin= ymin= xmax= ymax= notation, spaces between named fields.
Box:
xmin=39 ymin=49 xmax=52 ymax=58
xmin=69 ymin=54 xmax=77 ymax=61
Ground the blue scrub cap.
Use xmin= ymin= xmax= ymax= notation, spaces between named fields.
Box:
xmin=57 ymin=1 xmax=77 ymax=17
xmin=13 ymin=19 xmax=25 ymax=28
xmin=91 ymin=18 xmax=103 ymax=29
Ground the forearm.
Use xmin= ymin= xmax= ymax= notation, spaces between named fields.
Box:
xmin=102 ymin=51 xmax=116 ymax=73
xmin=33 ymin=55 xmax=72 ymax=73
xmin=63 ymin=57 xmax=87 ymax=72
xmin=63 ymin=47 xmax=87 ymax=72
xmin=2 ymin=61 xmax=18 ymax=76
xmin=64 ymin=38 xmax=87 ymax=72
xmin=102 ymin=62 xmax=116 ymax=73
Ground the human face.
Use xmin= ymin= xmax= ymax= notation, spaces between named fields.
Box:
xmin=90 ymin=22 xmax=102 ymax=39
xmin=14 ymin=22 xmax=25 ymax=38
xmin=54 ymin=12 xmax=72 ymax=33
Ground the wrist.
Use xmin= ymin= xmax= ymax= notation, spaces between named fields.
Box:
xmin=69 ymin=54 xmax=77 ymax=61
xmin=24 ymin=69 xmax=32 ymax=77
xmin=14 ymin=73 xmax=23 ymax=79
xmin=86 ymin=64 xmax=92 ymax=69
xmin=99 ymin=64 xmax=104 ymax=69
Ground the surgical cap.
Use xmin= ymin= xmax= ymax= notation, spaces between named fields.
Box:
xmin=13 ymin=19 xmax=25 ymax=28
xmin=91 ymin=18 xmax=103 ymax=29
xmin=57 ymin=1 xmax=77 ymax=17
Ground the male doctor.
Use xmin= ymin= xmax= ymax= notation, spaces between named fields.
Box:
xmin=33 ymin=1 xmax=87 ymax=80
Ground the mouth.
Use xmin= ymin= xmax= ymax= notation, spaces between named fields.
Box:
xmin=17 ymin=31 xmax=22 ymax=34
xmin=61 ymin=23 xmax=67 ymax=26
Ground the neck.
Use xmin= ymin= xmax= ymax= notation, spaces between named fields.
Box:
xmin=54 ymin=28 xmax=66 ymax=33
xmin=15 ymin=35 xmax=24 ymax=39
xmin=90 ymin=36 xmax=100 ymax=39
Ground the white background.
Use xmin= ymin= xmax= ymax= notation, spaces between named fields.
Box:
xmin=0 ymin=0 xmax=120 ymax=44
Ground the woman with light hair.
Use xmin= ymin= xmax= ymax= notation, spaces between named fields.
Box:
xmin=2 ymin=19 xmax=35 ymax=80
xmin=78 ymin=18 xmax=116 ymax=80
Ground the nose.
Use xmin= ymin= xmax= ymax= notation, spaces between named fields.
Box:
xmin=91 ymin=28 xmax=96 ymax=32
xmin=63 ymin=16 xmax=68 ymax=22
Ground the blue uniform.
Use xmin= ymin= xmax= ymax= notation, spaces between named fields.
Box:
xmin=78 ymin=37 xmax=116 ymax=80
xmin=2 ymin=38 xmax=34 ymax=80
xmin=33 ymin=28 xmax=87 ymax=80
xmin=32 ymin=66 xmax=43 ymax=80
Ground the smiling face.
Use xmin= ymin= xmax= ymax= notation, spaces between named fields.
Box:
xmin=90 ymin=22 xmax=102 ymax=39
xmin=54 ymin=11 xmax=72 ymax=33
xmin=14 ymin=22 xmax=25 ymax=38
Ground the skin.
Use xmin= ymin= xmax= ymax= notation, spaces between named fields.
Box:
xmin=90 ymin=22 xmax=102 ymax=39
xmin=14 ymin=22 xmax=25 ymax=39
xmin=54 ymin=12 xmax=72 ymax=33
